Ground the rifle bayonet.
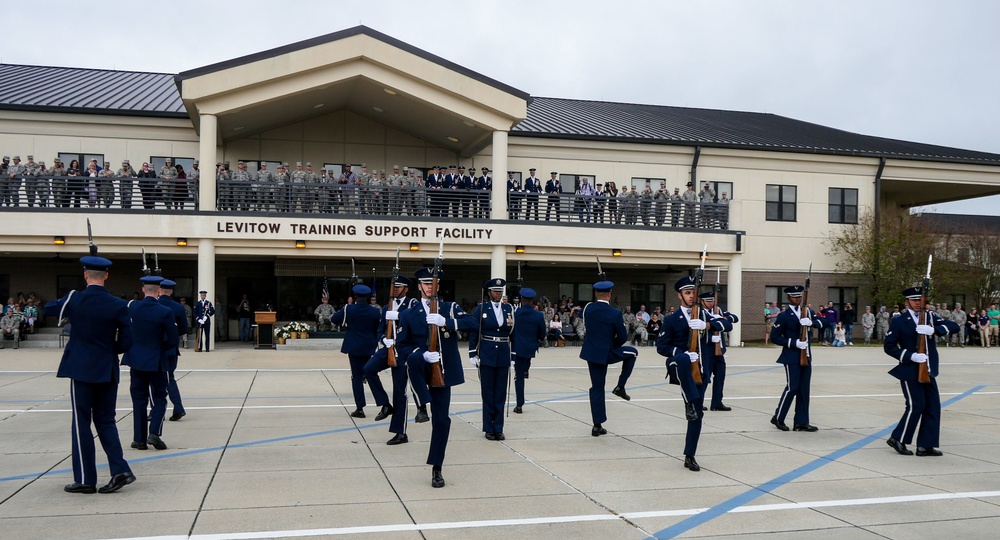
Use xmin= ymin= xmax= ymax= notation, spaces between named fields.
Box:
xmin=86 ymin=218 xmax=97 ymax=256
xmin=596 ymin=255 xmax=606 ymax=282
xmin=141 ymin=247 xmax=150 ymax=276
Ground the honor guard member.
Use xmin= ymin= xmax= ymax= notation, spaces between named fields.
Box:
xmin=580 ymin=280 xmax=638 ymax=436
xmin=124 ymin=276 xmax=178 ymax=451
xmin=700 ymin=291 xmax=739 ymax=411
xmin=469 ymin=278 xmax=516 ymax=440
xmin=44 ymin=255 xmax=136 ymax=494
xmin=512 ymin=287 xmax=547 ymax=413
xmin=474 ymin=167 xmax=490 ymax=218
xmin=314 ymin=294 xmax=336 ymax=331
xmin=364 ymin=276 xmax=420 ymax=444
xmin=158 ymin=279 xmax=189 ymax=421
xmin=507 ymin=171 xmax=521 ymax=219
xmin=331 ymin=284 xmax=382 ymax=418
xmin=401 ymin=267 xmax=477 ymax=488
xmin=194 ymin=291 xmax=215 ymax=351
xmin=523 ymin=168 xmax=541 ymax=220
xmin=544 ymin=172 xmax=561 ymax=221
xmin=770 ymin=285 xmax=826 ymax=432
xmin=884 ymin=286 xmax=959 ymax=456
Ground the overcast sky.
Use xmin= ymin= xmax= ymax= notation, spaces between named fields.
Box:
xmin=4 ymin=0 xmax=998 ymax=214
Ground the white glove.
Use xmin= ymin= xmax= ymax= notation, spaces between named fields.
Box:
xmin=423 ymin=351 xmax=441 ymax=364
xmin=916 ymin=324 xmax=935 ymax=336
xmin=711 ymin=335 xmax=721 ymax=343
xmin=382 ymin=338 xmax=395 ymax=348
xmin=686 ymin=351 xmax=699 ymax=362
xmin=688 ymin=318 xmax=707 ymax=331
xmin=426 ymin=313 xmax=446 ymax=327
xmin=910 ymin=352 xmax=928 ymax=363
xmin=385 ymin=311 xmax=399 ymax=321
xmin=795 ymin=339 xmax=809 ymax=350
xmin=799 ymin=318 xmax=813 ymax=327
xmin=469 ymin=356 xmax=480 ymax=367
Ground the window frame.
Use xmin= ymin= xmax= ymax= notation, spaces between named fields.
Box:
xmin=766 ymin=184 xmax=797 ymax=222
xmin=828 ymin=187 xmax=859 ymax=224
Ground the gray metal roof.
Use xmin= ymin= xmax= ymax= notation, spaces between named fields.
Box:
xmin=0 ymin=64 xmax=186 ymax=117
xmin=913 ymin=212 xmax=1000 ymax=234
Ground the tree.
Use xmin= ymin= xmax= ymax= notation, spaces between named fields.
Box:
xmin=954 ymin=227 xmax=1000 ymax=310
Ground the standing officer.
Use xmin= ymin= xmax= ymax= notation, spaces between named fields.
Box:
xmin=506 ymin=171 xmax=521 ymax=219
xmin=700 ymin=291 xmax=739 ymax=411
xmin=523 ymin=168 xmax=541 ymax=220
xmin=158 ymin=279 xmax=189 ymax=421
xmin=580 ymin=280 xmax=638 ymax=436
xmin=365 ymin=275 xmax=419 ymax=444
xmin=884 ymin=286 xmax=959 ymax=456
xmin=194 ymin=291 xmax=215 ymax=352
xmin=124 ymin=275 xmax=178 ymax=451
xmin=401 ymin=267 xmax=477 ymax=488
xmin=331 ymin=284 xmax=381 ymax=418
xmin=770 ymin=285 xmax=826 ymax=432
xmin=544 ymin=172 xmax=561 ymax=221
xmin=44 ymin=255 xmax=136 ymax=494
xmin=512 ymin=287 xmax=546 ymax=414
xmin=469 ymin=278 xmax=515 ymax=441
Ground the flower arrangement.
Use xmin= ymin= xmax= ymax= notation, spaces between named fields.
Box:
xmin=288 ymin=321 xmax=312 ymax=333
xmin=274 ymin=326 xmax=291 ymax=339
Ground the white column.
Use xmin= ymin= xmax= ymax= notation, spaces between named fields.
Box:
xmin=729 ymin=253 xmax=743 ymax=345
xmin=491 ymin=245 xmax=506 ymax=282
xmin=491 ymin=130 xmax=508 ymax=219
xmin=198 ymin=238 xmax=216 ymax=305
xmin=198 ymin=114 xmax=218 ymax=211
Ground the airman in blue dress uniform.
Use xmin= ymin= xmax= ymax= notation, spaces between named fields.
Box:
xmin=124 ymin=275 xmax=179 ymax=451
xmin=884 ymin=286 xmax=959 ymax=456
xmin=699 ymin=291 xmax=739 ymax=411
xmin=45 ymin=255 xmax=136 ymax=494
xmin=331 ymin=284 xmax=382 ymax=418
xmin=469 ymin=278 xmax=515 ymax=440
xmin=580 ymin=280 xmax=638 ymax=436
xmin=158 ymin=279 xmax=189 ymax=421
xmin=400 ymin=267 xmax=477 ymax=488
xmin=770 ymin=285 xmax=826 ymax=432
xmin=194 ymin=291 xmax=215 ymax=352
xmin=364 ymin=276 xmax=420 ymax=445
xmin=512 ymin=287 xmax=547 ymax=414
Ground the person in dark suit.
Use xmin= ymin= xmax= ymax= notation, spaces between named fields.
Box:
xmin=364 ymin=276 xmax=419 ymax=445
xmin=884 ymin=286 xmax=959 ymax=456
xmin=157 ymin=279 xmax=189 ymax=421
xmin=331 ymin=284 xmax=381 ymax=418
xmin=770 ymin=285 xmax=826 ymax=432
xmin=44 ymin=255 xmax=136 ymax=494
xmin=512 ymin=287 xmax=547 ymax=414
xmin=580 ymin=280 xmax=638 ymax=436
xmin=124 ymin=276 xmax=178 ymax=451
xmin=194 ymin=291 xmax=215 ymax=352
xmin=523 ymin=168 xmax=541 ymax=220
xmin=400 ymin=267 xmax=477 ymax=488
xmin=700 ymin=291 xmax=739 ymax=411
xmin=468 ymin=278 xmax=515 ymax=440
xmin=544 ymin=172 xmax=561 ymax=221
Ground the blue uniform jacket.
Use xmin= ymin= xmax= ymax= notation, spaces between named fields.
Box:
xmin=122 ymin=297 xmax=178 ymax=372
xmin=45 ymin=285 xmax=133 ymax=383
xmin=158 ymin=295 xmax=188 ymax=357
xmin=770 ymin=306 xmax=826 ymax=365
xmin=397 ymin=299 xmax=477 ymax=387
xmin=331 ymin=303 xmax=381 ymax=356
xmin=377 ymin=297 xmax=419 ymax=341
xmin=579 ymin=301 xmax=628 ymax=364
xmin=194 ymin=300 xmax=215 ymax=321
xmin=656 ymin=308 xmax=728 ymax=372
xmin=884 ymin=309 xmax=959 ymax=380
xmin=512 ymin=305 xmax=546 ymax=358
xmin=468 ymin=301 xmax=515 ymax=367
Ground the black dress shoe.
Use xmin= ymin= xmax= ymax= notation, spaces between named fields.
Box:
xmin=414 ymin=406 xmax=429 ymax=423
xmin=524 ymin=370 xmax=529 ymax=379
xmin=684 ymin=455 xmax=701 ymax=472
xmin=887 ymin=437 xmax=913 ymax=456
xmin=513 ymin=405 xmax=523 ymax=414
xmin=702 ymin=406 xmax=708 ymax=411
xmin=64 ymin=482 xmax=96 ymax=494
xmin=350 ymin=408 xmax=366 ymax=418
xmin=386 ymin=433 xmax=408 ymax=446
xmin=612 ymin=386 xmax=631 ymax=401
xmin=98 ymin=472 xmax=136 ymax=494
xmin=685 ymin=402 xmax=699 ymax=422
xmin=374 ymin=404 xmax=394 ymax=421
xmin=770 ymin=416 xmax=790 ymax=431
xmin=130 ymin=441 xmax=148 ymax=450
xmin=710 ymin=405 xmax=732 ymax=411
xmin=495 ymin=432 xmax=505 ymax=441
xmin=169 ymin=411 xmax=186 ymax=421
xmin=147 ymin=433 xmax=167 ymax=450
xmin=431 ymin=468 xmax=445 ymax=488
xmin=485 ymin=432 xmax=498 ymax=441
xmin=793 ymin=424 xmax=819 ymax=432
xmin=916 ymin=447 xmax=943 ymax=457
xmin=591 ymin=424 xmax=607 ymax=437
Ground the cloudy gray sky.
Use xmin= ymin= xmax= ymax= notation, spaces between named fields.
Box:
xmin=4 ymin=0 xmax=998 ymax=214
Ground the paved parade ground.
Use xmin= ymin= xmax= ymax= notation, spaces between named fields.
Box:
xmin=2 ymin=342 xmax=999 ymax=539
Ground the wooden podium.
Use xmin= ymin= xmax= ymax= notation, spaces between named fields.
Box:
xmin=255 ymin=311 xmax=276 ymax=349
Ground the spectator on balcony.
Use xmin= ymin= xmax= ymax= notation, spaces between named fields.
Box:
xmin=624 ymin=185 xmax=640 ymax=225
xmin=136 ymin=162 xmax=157 ymax=210
xmin=24 ymin=155 xmax=45 ymax=208
xmin=654 ymin=182 xmax=670 ymax=226
xmin=670 ymin=186 xmax=682 ymax=227
xmin=49 ymin=158 xmax=67 ymax=208
xmin=605 ymin=181 xmax=619 ymax=224
xmin=639 ymin=184 xmax=653 ymax=226
xmin=231 ymin=162 xmax=253 ymax=211
xmin=188 ymin=160 xmax=200 ymax=208
xmin=98 ymin=162 xmax=115 ymax=208
xmin=169 ymin=164 xmax=187 ymax=210
xmin=85 ymin=161 xmax=101 ymax=208
xmin=593 ymin=183 xmax=607 ymax=223
xmin=544 ymin=172 xmax=562 ymax=222
xmin=523 ymin=168 xmax=541 ymax=220
xmin=217 ymin=162 xmax=233 ymax=211
xmin=4 ymin=155 xmax=25 ymax=207
xmin=115 ymin=160 xmax=135 ymax=210
xmin=578 ymin=177 xmax=595 ymax=223
xmin=681 ymin=182 xmax=698 ymax=227
xmin=719 ymin=192 xmax=730 ymax=228
xmin=159 ymin=158 xmax=178 ymax=209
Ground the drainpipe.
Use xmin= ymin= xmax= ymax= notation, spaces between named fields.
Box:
xmin=690 ymin=146 xmax=702 ymax=187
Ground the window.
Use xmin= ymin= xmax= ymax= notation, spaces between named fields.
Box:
xmin=151 ymin=156 xmax=195 ymax=177
xmin=827 ymin=287 xmax=857 ymax=316
xmin=765 ymin=285 xmax=796 ymax=312
xmin=559 ymin=283 xmax=595 ymax=305
xmin=0 ymin=274 xmax=8 ymax=309
xmin=631 ymin=177 xmax=665 ymax=191
xmin=829 ymin=188 xmax=858 ymax=224
xmin=766 ymin=185 xmax=796 ymax=221
xmin=560 ymin=174 xmax=596 ymax=194
xmin=630 ymin=283 xmax=667 ymax=314
xmin=59 ymin=152 xmax=105 ymax=171
xmin=702 ymin=181 xmax=734 ymax=203
xmin=942 ymin=295 xmax=965 ymax=309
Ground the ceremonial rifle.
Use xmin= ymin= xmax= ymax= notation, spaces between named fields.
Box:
xmin=153 ymin=252 xmax=161 ymax=277
xmin=799 ymin=263 xmax=812 ymax=367
xmin=386 ymin=248 xmax=400 ymax=367
xmin=86 ymin=218 xmax=97 ymax=256
xmin=918 ymin=255 xmax=933 ymax=383
xmin=596 ymin=255 xmax=606 ymax=282
xmin=141 ymin=247 xmax=151 ymax=277
xmin=688 ymin=245 xmax=707 ymax=384
xmin=427 ymin=239 xmax=446 ymax=387
xmin=713 ymin=267 xmax=723 ymax=356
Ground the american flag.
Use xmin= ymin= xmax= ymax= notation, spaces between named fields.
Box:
xmin=322 ymin=265 xmax=329 ymax=300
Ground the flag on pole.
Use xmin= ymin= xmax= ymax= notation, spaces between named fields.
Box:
xmin=322 ymin=265 xmax=329 ymax=301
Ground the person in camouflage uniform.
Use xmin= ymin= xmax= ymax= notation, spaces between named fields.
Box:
xmin=4 ymin=155 xmax=25 ymax=207
xmin=876 ymin=306 xmax=891 ymax=343
xmin=50 ymin=158 xmax=68 ymax=208
xmin=951 ymin=303 xmax=967 ymax=347
xmin=272 ymin=163 xmax=289 ymax=211
xmin=405 ymin=168 xmax=422 ymax=216
xmin=289 ymin=162 xmax=308 ymax=213
xmin=24 ymin=155 xmax=46 ymax=207
xmin=681 ymin=181 xmax=699 ymax=227
xmin=653 ymin=182 xmax=670 ymax=226
xmin=639 ymin=184 xmax=654 ymax=226
xmin=935 ymin=304 xmax=952 ymax=346
xmin=253 ymin=162 xmax=273 ymax=211
xmin=699 ymin=182 xmax=716 ymax=227
xmin=386 ymin=165 xmax=404 ymax=215
xmin=98 ymin=161 xmax=116 ymax=208
xmin=158 ymin=158 xmax=177 ymax=209
xmin=369 ymin=168 xmax=386 ymax=215
xmin=670 ymin=187 xmax=682 ymax=227
xmin=356 ymin=164 xmax=372 ymax=214
xmin=216 ymin=162 xmax=233 ymax=211
xmin=314 ymin=296 xmax=337 ymax=331
xmin=232 ymin=162 xmax=253 ymax=211
xmin=188 ymin=160 xmax=200 ymax=209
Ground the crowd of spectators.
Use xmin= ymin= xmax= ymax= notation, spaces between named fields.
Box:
xmin=1 ymin=292 xmax=44 ymax=347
